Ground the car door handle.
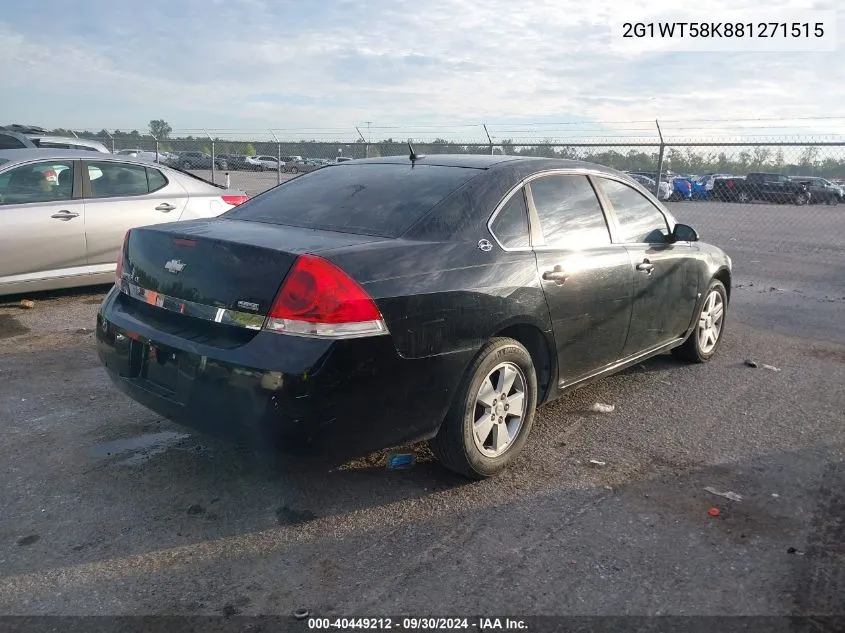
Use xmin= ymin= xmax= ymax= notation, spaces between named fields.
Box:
xmin=636 ymin=261 xmax=655 ymax=273
xmin=50 ymin=210 xmax=79 ymax=220
xmin=542 ymin=267 xmax=569 ymax=284
xmin=155 ymin=203 xmax=176 ymax=212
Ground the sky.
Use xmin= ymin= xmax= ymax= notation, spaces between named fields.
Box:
xmin=2 ymin=0 xmax=844 ymax=142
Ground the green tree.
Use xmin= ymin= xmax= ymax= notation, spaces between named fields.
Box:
xmin=243 ymin=143 xmax=257 ymax=156
xmin=149 ymin=119 xmax=172 ymax=140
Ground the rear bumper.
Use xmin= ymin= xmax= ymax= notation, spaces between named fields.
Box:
xmin=96 ymin=287 xmax=471 ymax=460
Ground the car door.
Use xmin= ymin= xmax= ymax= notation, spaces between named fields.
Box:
xmin=525 ymin=174 xmax=634 ymax=383
xmin=593 ymin=176 xmax=699 ymax=356
xmin=0 ymin=159 xmax=88 ymax=290
xmin=82 ymin=160 xmax=189 ymax=272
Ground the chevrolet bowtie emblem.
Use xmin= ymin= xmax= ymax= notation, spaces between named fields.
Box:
xmin=164 ymin=259 xmax=186 ymax=274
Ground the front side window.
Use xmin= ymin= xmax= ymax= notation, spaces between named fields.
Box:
xmin=489 ymin=188 xmax=530 ymax=249
xmin=0 ymin=161 xmax=74 ymax=206
xmin=528 ymin=175 xmax=610 ymax=249
xmin=597 ymin=178 xmax=669 ymax=244
xmin=87 ymin=162 xmax=149 ymax=198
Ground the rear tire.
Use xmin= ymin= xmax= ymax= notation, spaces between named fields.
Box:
xmin=430 ymin=337 xmax=538 ymax=479
xmin=737 ymin=191 xmax=751 ymax=204
xmin=673 ymin=280 xmax=728 ymax=363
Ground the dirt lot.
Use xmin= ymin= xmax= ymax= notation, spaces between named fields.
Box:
xmin=0 ymin=202 xmax=843 ymax=617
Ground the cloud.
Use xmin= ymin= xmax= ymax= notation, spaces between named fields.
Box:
xmin=0 ymin=0 xmax=843 ymax=140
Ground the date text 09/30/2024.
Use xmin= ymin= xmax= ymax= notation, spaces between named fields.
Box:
xmin=307 ymin=617 xmax=529 ymax=630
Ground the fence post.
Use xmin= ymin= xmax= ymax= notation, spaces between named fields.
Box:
xmin=654 ymin=119 xmax=666 ymax=198
xmin=356 ymin=126 xmax=367 ymax=158
xmin=483 ymin=124 xmax=493 ymax=155
xmin=106 ymin=130 xmax=114 ymax=153
xmin=270 ymin=129 xmax=281 ymax=185
xmin=204 ymin=129 xmax=215 ymax=184
xmin=151 ymin=134 xmax=159 ymax=163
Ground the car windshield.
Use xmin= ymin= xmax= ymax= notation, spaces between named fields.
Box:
xmin=224 ymin=163 xmax=479 ymax=237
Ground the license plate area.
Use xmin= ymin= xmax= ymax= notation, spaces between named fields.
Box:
xmin=141 ymin=342 xmax=181 ymax=394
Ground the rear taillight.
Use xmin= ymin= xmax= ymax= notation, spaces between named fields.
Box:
xmin=222 ymin=194 xmax=249 ymax=206
xmin=264 ymin=254 xmax=387 ymax=338
xmin=116 ymin=230 xmax=130 ymax=284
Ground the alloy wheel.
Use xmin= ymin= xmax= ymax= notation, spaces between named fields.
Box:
xmin=471 ymin=362 xmax=527 ymax=458
xmin=697 ymin=290 xmax=725 ymax=354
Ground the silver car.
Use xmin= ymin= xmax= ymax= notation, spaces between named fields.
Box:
xmin=0 ymin=149 xmax=248 ymax=296
xmin=27 ymin=135 xmax=110 ymax=153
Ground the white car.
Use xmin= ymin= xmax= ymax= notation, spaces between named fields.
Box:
xmin=115 ymin=148 xmax=167 ymax=163
xmin=245 ymin=155 xmax=284 ymax=171
xmin=627 ymin=173 xmax=673 ymax=201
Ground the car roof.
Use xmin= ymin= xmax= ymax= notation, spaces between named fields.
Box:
xmin=334 ymin=153 xmax=616 ymax=173
xmin=0 ymin=148 xmax=121 ymax=162
xmin=0 ymin=149 xmax=168 ymax=169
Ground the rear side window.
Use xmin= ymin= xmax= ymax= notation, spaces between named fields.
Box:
xmin=146 ymin=168 xmax=168 ymax=192
xmin=489 ymin=189 xmax=530 ymax=248
xmin=529 ymin=175 xmax=611 ymax=249
xmin=87 ymin=162 xmax=150 ymax=198
xmin=225 ymin=164 xmax=479 ymax=237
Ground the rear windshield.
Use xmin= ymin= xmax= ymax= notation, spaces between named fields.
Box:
xmin=224 ymin=163 xmax=480 ymax=237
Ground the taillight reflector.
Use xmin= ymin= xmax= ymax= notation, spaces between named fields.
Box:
xmin=264 ymin=254 xmax=387 ymax=338
xmin=222 ymin=194 xmax=249 ymax=206
xmin=116 ymin=230 xmax=130 ymax=284
xmin=727 ymin=179 xmax=735 ymax=188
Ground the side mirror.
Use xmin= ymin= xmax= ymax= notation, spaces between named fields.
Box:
xmin=672 ymin=223 xmax=699 ymax=242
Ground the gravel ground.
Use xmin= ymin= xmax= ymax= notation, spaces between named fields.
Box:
xmin=0 ymin=202 xmax=843 ymax=617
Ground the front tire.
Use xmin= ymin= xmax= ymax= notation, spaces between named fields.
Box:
xmin=430 ymin=337 xmax=538 ymax=479
xmin=737 ymin=191 xmax=751 ymax=204
xmin=673 ymin=280 xmax=728 ymax=363
xmin=795 ymin=192 xmax=809 ymax=206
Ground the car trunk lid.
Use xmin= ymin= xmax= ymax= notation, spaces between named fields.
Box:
xmin=120 ymin=218 xmax=388 ymax=318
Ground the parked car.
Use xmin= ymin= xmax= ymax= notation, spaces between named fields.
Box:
xmin=218 ymin=154 xmax=250 ymax=171
xmin=2 ymin=125 xmax=110 ymax=153
xmin=794 ymin=176 xmax=843 ymax=205
xmin=280 ymin=156 xmax=307 ymax=173
xmin=0 ymin=149 xmax=248 ymax=296
xmin=335 ymin=156 xmax=353 ymax=163
xmin=96 ymin=154 xmax=731 ymax=479
xmin=626 ymin=173 xmax=672 ymax=201
xmin=29 ymin=135 xmax=110 ymax=153
xmin=115 ymin=148 xmax=170 ymax=164
xmin=245 ymin=155 xmax=284 ymax=171
xmin=174 ymin=151 xmax=228 ymax=171
xmin=698 ymin=174 xmax=733 ymax=193
xmin=0 ymin=129 xmax=38 ymax=150
xmin=669 ymin=177 xmax=694 ymax=201
xmin=712 ymin=172 xmax=811 ymax=204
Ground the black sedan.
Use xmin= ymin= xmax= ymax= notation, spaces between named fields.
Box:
xmin=96 ymin=154 xmax=732 ymax=479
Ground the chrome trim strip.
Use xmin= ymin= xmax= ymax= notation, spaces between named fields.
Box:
xmin=120 ymin=279 xmax=265 ymax=330
xmin=559 ymin=337 xmax=685 ymax=389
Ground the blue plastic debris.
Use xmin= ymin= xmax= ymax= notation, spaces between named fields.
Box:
xmin=386 ymin=452 xmax=415 ymax=469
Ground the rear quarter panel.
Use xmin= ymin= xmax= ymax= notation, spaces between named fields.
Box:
xmin=325 ymin=240 xmax=553 ymax=361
